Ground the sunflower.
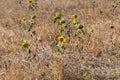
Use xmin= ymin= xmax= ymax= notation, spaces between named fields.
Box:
xmin=73 ymin=14 xmax=77 ymax=18
xmin=72 ymin=18 xmax=77 ymax=24
xmin=22 ymin=18 xmax=26 ymax=23
xmin=77 ymin=24 xmax=84 ymax=29
xmin=54 ymin=11 xmax=61 ymax=19
xmin=28 ymin=0 xmax=32 ymax=5
xmin=57 ymin=36 xmax=66 ymax=44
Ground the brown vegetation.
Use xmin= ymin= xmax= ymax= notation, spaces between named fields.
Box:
xmin=0 ymin=0 xmax=120 ymax=80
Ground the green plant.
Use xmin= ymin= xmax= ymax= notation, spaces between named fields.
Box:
xmin=53 ymin=11 xmax=86 ymax=53
xmin=27 ymin=15 xmax=36 ymax=31
xmin=20 ymin=40 xmax=29 ymax=49
xmin=74 ymin=23 xmax=84 ymax=32
xmin=27 ymin=0 xmax=37 ymax=10
xmin=55 ymin=35 xmax=66 ymax=54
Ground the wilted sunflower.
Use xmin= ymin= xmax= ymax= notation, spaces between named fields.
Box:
xmin=77 ymin=24 xmax=84 ymax=29
xmin=57 ymin=35 xmax=66 ymax=44
xmin=28 ymin=0 xmax=32 ymax=5
xmin=22 ymin=17 xmax=26 ymax=23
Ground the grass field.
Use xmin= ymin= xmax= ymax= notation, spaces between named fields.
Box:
xmin=0 ymin=0 xmax=120 ymax=80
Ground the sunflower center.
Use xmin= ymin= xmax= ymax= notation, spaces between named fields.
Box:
xmin=60 ymin=38 xmax=64 ymax=42
xmin=29 ymin=1 xmax=32 ymax=3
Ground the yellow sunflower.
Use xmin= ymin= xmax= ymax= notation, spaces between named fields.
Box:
xmin=57 ymin=36 xmax=66 ymax=44
xmin=72 ymin=18 xmax=77 ymax=24
xmin=54 ymin=11 xmax=61 ymax=19
xmin=28 ymin=0 xmax=32 ymax=5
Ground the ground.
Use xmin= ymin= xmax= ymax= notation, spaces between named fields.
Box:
xmin=0 ymin=0 xmax=120 ymax=80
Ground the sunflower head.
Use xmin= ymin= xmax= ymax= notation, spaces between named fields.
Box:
xmin=57 ymin=35 xmax=66 ymax=44
xmin=28 ymin=0 xmax=32 ymax=5
xmin=77 ymin=24 xmax=84 ymax=29
xmin=90 ymin=29 xmax=94 ymax=33
xmin=73 ymin=14 xmax=77 ymax=18
xmin=118 ymin=1 xmax=120 ymax=5
xmin=72 ymin=18 xmax=77 ymax=24
xmin=22 ymin=18 xmax=26 ymax=23
xmin=23 ymin=18 xmax=26 ymax=21
xmin=54 ymin=11 xmax=61 ymax=19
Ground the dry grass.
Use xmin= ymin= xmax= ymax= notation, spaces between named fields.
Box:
xmin=0 ymin=0 xmax=120 ymax=80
